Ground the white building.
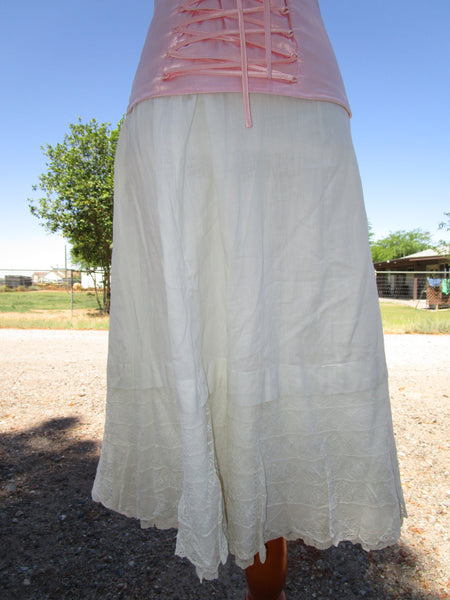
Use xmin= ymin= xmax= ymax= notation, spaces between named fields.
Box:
xmin=81 ymin=271 xmax=104 ymax=289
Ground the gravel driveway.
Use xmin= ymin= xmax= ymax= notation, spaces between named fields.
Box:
xmin=0 ymin=330 xmax=449 ymax=599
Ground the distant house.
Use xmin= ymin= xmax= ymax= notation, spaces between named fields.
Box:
xmin=374 ymin=248 xmax=450 ymax=272
xmin=32 ymin=270 xmax=66 ymax=285
xmin=374 ymin=248 xmax=450 ymax=300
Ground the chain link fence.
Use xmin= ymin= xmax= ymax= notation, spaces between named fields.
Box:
xmin=376 ymin=270 xmax=450 ymax=308
xmin=2 ymin=268 xmax=450 ymax=310
xmin=0 ymin=268 xmax=108 ymax=313
xmin=0 ymin=268 xmax=105 ymax=291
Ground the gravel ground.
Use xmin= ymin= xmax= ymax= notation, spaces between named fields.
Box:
xmin=0 ymin=329 xmax=449 ymax=600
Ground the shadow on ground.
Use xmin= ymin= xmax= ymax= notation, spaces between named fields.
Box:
xmin=0 ymin=417 xmax=442 ymax=599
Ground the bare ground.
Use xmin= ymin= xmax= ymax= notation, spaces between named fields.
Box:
xmin=0 ymin=330 xmax=449 ymax=599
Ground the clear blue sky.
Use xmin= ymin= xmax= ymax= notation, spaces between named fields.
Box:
xmin=1 ymin=0 xmax=449 ymax=270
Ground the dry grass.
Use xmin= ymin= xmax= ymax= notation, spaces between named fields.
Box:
xmin=1 ymin=294 xmax=450 ymax=334
xmin=379 ymin=301 xmax=450 ymax=334
xmin=0 ymin=309 xmax=109 ymax=330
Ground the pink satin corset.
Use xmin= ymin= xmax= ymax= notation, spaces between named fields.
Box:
xmin=128 ymin=0 xmax=350 ymax=127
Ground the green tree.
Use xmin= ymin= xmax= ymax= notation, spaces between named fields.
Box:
xmin=438 ymin=211 xmax=450 ymax=239
xmin=437 ymin=211 xmax=450 ymax=257
xmin=367 ymin=221 xmax=375 ymax=245
xmin=29 ymin=117 xmax=121 ymax=313
xmin=371 ymin=228 xmax=432 ymax=263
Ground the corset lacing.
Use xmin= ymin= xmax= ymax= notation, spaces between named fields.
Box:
xmin=162 ymin=0 xmax=299 ymax=127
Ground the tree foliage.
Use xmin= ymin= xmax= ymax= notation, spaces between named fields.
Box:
xmin=370 ymin=228 xmax=432 ymax=263
xmin=367 ymin=221 xmax=374 ymax=244
xmin=438 ymin=211 xmax=450 ymax=238
xmin=29 ymin=118 xmax=121 ymax=312
xmin=437 ymin=211 xmax=450 ymax=257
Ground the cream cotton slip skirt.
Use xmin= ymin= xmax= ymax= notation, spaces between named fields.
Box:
xmin=92 ymin=93 xmax=406 ymax=580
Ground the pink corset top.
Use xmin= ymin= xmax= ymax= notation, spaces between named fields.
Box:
xmin=128 ymin=0 xmax=350 ymax=127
